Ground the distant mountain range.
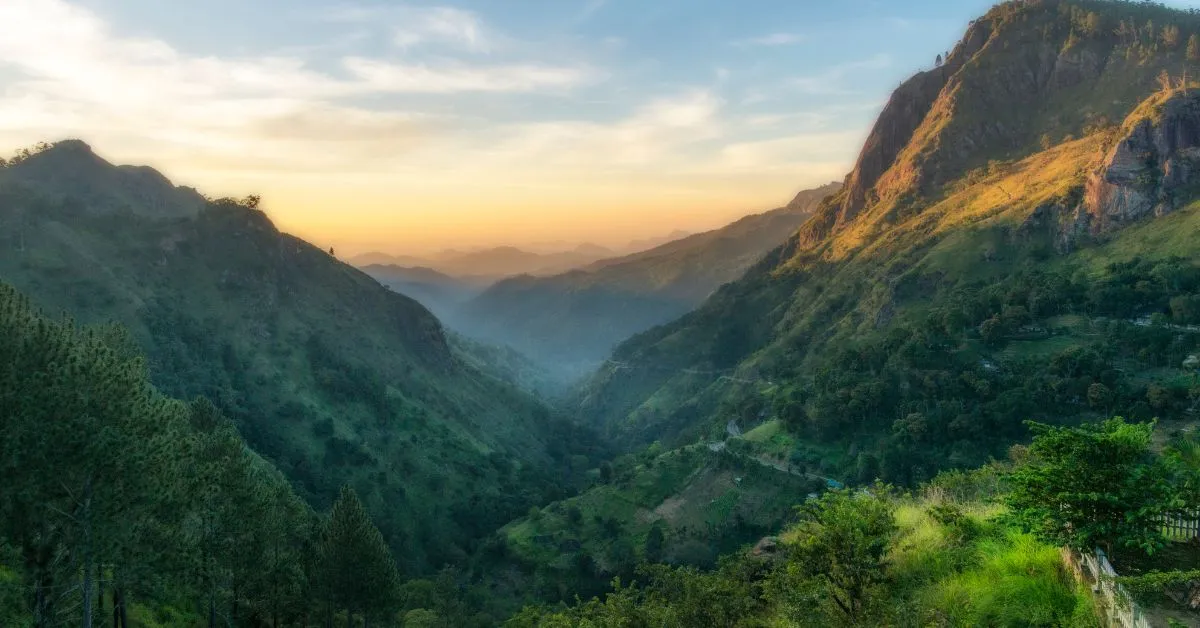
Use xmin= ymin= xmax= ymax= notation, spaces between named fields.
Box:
xmin=441 ymin=182 xmax=841 ymax=376
xmin=350 ymin=232 xmax=693 ymax=281
xmin=349 ymin=243 xmax=613 ymax=280
xmin=358 ymin=264 xmax=485 ymax=321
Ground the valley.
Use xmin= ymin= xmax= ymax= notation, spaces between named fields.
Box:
xmin=4 ymin=0 xmax=1200 ymax=626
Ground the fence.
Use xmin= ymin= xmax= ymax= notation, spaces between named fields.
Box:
xmin=1161 ymin=509 xmax=1200 ymax=542
xmin=1062 ymin=547 xmax=1153 ymax=628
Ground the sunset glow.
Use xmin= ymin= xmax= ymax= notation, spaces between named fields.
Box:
xmin=0 ymin=0 xmax=999 ymax=255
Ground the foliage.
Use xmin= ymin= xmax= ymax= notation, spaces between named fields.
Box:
xmin=0 ymin=282 xmax=401 ymax=626
xmin=1005 ymin=418 xmax=1184 ymax=554
xmin=774 ymin=489 xmax=897 ymax=624
xmin=0 ymin=147 xmax=605 ymax=576
xmin=511 ymin=485 xmax=1097 ymax=627
xmin=320 ymin=486 xmax=402 ymax=624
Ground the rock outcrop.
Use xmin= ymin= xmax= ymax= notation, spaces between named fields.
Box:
xmin=1083 ymin=91 xmax=1200 ymax=233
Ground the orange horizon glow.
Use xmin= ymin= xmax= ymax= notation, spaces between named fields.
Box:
xmin=3 ymin=0 xmax=978 ymax=257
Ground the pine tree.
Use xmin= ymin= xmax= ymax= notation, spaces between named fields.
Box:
xmin=0 ymin=284 xmax=192 ymax=627
xmin=320 ymin=486 xmax=400 ymax=627
xmin=1188 ymin=33 xmax=1200 ymax=62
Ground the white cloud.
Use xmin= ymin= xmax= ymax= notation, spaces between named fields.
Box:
xmin=0 ymin=0 xmax=865 ymax=240
xmin=0 ymin=0 xmax=600 ymax=182
xmin=393 ymin=7 xmax=490 ymax=52
xmin=476 ymin=90 xmax=724 ymax=170
xmin=343 ymin=57 xmax=590 ymax=93
xmin=735 ymin=32 xmax=805 ymax=47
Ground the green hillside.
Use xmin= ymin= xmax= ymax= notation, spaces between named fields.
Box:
xmin=453 ymin=183 xmax=839 ymax=376
xmin=0 ymin=141 xmax=604 ymax=575
xmin=579 ymin=0 xmax=1200 ymax=481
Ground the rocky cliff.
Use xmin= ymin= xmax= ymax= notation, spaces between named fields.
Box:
xmin=1083 ymin=90 xmax=1200 ymax=233
xmin=809 ymin=0 xmax=1191 ymax=254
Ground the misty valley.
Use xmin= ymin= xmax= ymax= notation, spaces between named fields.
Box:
xmin=5 ymin=0 xmax=1200 ymax=627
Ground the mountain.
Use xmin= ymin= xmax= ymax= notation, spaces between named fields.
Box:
xmin=622 ymin=229 xmax=693 ymax=254
xmin=436 ymin=245 xmax=603 ymax=277
xmin=451 ymin=182 xmax=840 ymax=376
xmin=347 ymin=251 xmax=434 ymax=267
xmin=1 ymin=139 xmax=208 ymax=217
xmin=578 ymin=0 xmax=1200 ymax=475
xmin=0 ymin=140 xmax=606 ymax=574
xmin=351 ymin=244 xmax=618 ymax=281
xmin=478 ymin=0 xmax=1200 ymax=604
xmin=359 ymin=264 xmax=487 ymax=321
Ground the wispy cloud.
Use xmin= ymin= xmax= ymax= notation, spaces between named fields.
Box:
xmin=734 ymin=32 xmax=805 ymax=47
xmin=343 ymin=57 xmax=591 ymax=93
xmin=789 ymin=53 xmax=892 ymax=95
xmin=0 ymin=0 xmax=599 ymax=182
xmin=0 ymin=0 xmax=868 ymax=252
xmin=392 ymin=7 xmax=491 ymax=52
xmin=483 ymin=90 xmax=725 ymax=170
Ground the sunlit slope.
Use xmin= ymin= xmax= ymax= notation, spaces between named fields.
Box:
xmin=578 ymin=1 xmax=1200 ymax=486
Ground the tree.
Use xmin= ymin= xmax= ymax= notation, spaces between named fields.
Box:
xmin=0 ymin=286 xmax=192 ymax=628
xmin=1188 ymin=33 xmax=1200 ymax=62
xmin=320 ymin=486 xmax=401 ymax=626
xmin=1159 ymin=68 xmax=1174 ymax=92
xmin=935 ymin=54 xmax=943 ymax=67
xmin=643 ymin=525 xmax=665 ymax=564
xmin=566 ymin=505 xmax=583 ymax=527
xmin=1162 ymin=24 xmax=1182 ymax=50
xmin=979 ymin=316 xmax=1004 ymax=346
xmin=1087 ymin=382 xmax=1113 ymax=411
xmin=1005 ymin=418 xmax=1182 ymax=555
xmin=778 ymin=490 xmax=896 ymax=624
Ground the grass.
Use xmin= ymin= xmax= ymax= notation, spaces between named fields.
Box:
xmin=769 ymin=496 xmax=1097 ymax=627
xmin=887 ymin=500 xmax=1098 ymax=628
xmin=925 ymin=533 xmax=1095 ymax=627
xmin=1074 ymin=199 xmax=1200 ymax=271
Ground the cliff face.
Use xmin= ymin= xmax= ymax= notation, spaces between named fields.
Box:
xmin=1083 ymin=92 xmax=1200 ymax=232
xmin=837 ymin=19 xmax=991 ymax=226
xmin=820 ymin=0 xmax=1187 ymax=251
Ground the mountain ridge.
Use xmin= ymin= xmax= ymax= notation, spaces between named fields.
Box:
xmin=577 ymin=0 xmax=1200 ymax=465
xmin=0 ymin=139 xmax=603 ymax=574
xmin=448 ymin=182 xmax=841 ymax=375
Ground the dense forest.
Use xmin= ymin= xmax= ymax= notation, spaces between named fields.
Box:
xmin=5 ymin=0 xmax=1200 ymax=626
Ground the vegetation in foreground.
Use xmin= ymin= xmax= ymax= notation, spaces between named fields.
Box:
xmin=509 ymin=418 xmax=1200 ymax=627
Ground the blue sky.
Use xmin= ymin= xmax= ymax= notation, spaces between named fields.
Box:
xmin=4 ymin=0 xmax=1186 ymax=253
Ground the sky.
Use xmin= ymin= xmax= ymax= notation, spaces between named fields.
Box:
xmin=0 ymin=0 xmax=1053 ymax=255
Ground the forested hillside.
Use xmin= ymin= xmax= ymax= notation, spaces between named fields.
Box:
xmin=452 ymin=183 xmax=839 ymax=376
xmin=580 ymin=0 xmax=1200 ymax=479
xmin=0 ymin=141 xmax=606 ymax=575
xmin=0 ymin=282 xmax=404 ymax=626
xmin=9 ymin=1 xmax=1200 ymax=626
